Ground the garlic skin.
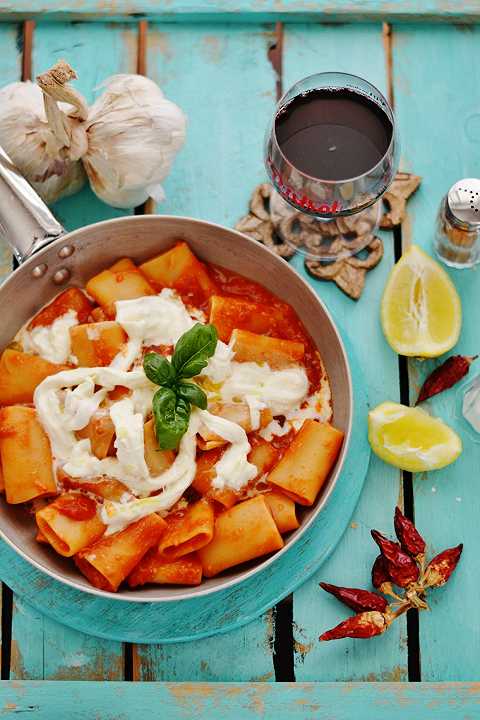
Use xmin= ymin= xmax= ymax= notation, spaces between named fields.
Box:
xmin=83 ymin=75 xmax=187 ymax=208
xmin=0 ymin=81 xmax=86 ymax=204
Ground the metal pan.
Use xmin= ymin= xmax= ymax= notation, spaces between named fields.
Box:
xmin=0 ymin=148 xmax=352 ymax=602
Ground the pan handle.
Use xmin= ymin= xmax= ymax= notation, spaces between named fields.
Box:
xmin=0 ymin=146 xmax=65 ymax=264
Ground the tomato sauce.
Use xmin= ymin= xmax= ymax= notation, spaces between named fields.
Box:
xmin=28 ymin=288 xmax=93 ymax=329
xmin=56 ymin=493 xmax=98 ymax=521
xmin=208 ymin=264 xmax=323 ymax=391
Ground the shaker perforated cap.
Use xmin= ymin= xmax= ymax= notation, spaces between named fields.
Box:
xmin=447 ymin=179 xmax=480 ymax=225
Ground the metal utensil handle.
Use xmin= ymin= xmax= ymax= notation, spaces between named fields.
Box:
xmin=0 ymin=146 xmax=65 ymax=263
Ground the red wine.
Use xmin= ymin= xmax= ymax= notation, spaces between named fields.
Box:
xmin=275 ymin=88 xmax=393 ymax=182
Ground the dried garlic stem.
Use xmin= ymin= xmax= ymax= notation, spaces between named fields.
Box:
xmin=36 ymin=60 xmax=89 ymax=151
xmin=37 ymin=60 xmax=88 ymax=120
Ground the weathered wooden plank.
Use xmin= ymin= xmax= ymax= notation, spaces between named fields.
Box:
xmin=1 ymin=1 xmax=480 ymax=22
xmin=7 ymin=20 xmax=136 ymax=681
xmin=1 ymin=680 xmax=480 ymax=718
xmin=147 ymin=22 xmax=277 ymax=225
xmin=133 ymin=610 xmax=275 ymax=682
xmin=392 ymin=23 xmax=480 ymax=682
xmin=10 ymin=599 xmax=124 ymax=680
xmin=0 ymin=22 xmax=21 ymax=280
xmin=131 ymin=21 xmax=278 ymax=681
xmin=282 ymin=23 xmax=407 ymax=681
xmin=10 ymin=600 xmax=44 ymax=680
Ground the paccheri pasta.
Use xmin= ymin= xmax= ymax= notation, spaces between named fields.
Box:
xmin=0 ymin=241 xmax=344 ymax=591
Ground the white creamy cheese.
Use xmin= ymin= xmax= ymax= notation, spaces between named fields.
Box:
xmin=200 ymin=340 xmax=236 ymax=384
xmin=110 ymin=398 xmax=150 ymax=482
xmin=259 ymin=418 xmax=292 ymax=442
xmin=112 ymin=289 xmax=196 ymax=370
xmin=220 ymin=361 xmax=309 ymax=417
xmin=259 ymin=378 xmax=332 ymax=440
xmin=245 ymin=395 xmax=266 ymax=431
xmin=63 ymin=377 xmax=107 ymax=431
xmin=199 ymin=410 xmax=257 ymax=491
xmin=21 ymin=309 xmax=78 ymax=364
xmin=34 ymin=366 xmax=158 ymax=495
xmin=286 ymin=378 xmax=333 ymax=428
xmin=100 ymin=411 xmax=201 ymax=533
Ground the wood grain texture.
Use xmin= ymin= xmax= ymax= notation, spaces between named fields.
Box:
xmin=0 ymin=22 xmax=21 ymax=280
xmin=10 ymin=598 xmax=123 ymax=680
xmin=392 ymin=23 xmax=480 ymax=682
xmin=1 ymin=680 xmax=480 ymax=718
xmin=7 ymin=20 xmax=138 ymax=681
xmin=147 ymin=22 xmax=277 ymax=225
xmin=1 ymin=1 xmax=480 ymax=22
xmin=133 ymin=612 xmax=276 ymax=681
xmin=282 ymin=23 xmax=407 ymax=681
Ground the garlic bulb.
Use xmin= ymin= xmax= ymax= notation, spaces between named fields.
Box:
xmin=0 ymin=61 xmax=186 ymax=209
xmin=0 ymin=79 xmax=86 ymax=204
xmin=83 ymin=75 xmax=186 ymax=208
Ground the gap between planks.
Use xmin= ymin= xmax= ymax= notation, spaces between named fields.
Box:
xmin=385 ymin=23 xmax=421 ymax=682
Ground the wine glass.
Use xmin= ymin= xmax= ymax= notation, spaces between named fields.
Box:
xmin=264 ymin=72 xmax=399 ymax=261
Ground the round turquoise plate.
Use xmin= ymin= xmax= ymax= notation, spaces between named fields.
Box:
xmin=0 ymin=335 xmax=370 ymax=644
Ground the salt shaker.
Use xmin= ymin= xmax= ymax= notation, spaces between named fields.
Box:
xmin=435 ymin=179 xmax=480 ymax=268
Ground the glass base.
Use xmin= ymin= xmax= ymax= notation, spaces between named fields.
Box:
xmin=270 ymin=190 xmax=381 ymax=261
xmin=434 ymin=245 xmax=480 ymax=269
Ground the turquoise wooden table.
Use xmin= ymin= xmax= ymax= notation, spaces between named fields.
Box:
xmin=0 ymin=2 xmax=479 ymax=717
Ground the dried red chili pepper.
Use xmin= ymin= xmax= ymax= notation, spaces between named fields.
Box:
xmin=416 ymin=355 xmax=477 ymax=405
xmin=371 ymin=530 xmax=419 ymax=587
xmin=423 ymin=544 xmax=463 ymax=588
xmin=394 ymin=507 xmax=426 ymax=559
xmin=319 ymin=611 xmax=387 ymax=641
xmin=319 ymin=582 xmax=388 ymax=613
xmin=319 ymin=507 xmax=463 ymax=643
xmin=371 ymin=554 xmax=391 ymax=590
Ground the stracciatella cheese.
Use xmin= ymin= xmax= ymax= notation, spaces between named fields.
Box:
xmin=198 ymin=411 xmax=257 ymax=491
xmin=112 ymin=289 xmax=195 ymax=370
xmin=21 ymin=309 xmax=79 ymax=365
xmin=219 ymin=361 xmax=309 ymax=417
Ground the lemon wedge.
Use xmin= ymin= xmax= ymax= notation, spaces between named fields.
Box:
xmin=368 ymin=402 xmax=462 ymax=472
xmin=381 ymin=245 xmax=461 ymax=357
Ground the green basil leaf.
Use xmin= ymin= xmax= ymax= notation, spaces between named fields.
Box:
xmin=176 ymin=381 xmax=208 ymax=410
xmin=172 ymin=323 xmax=218 ymax=379
xmin=143 ymin=352 xmax=177 ymax=387
xmin=152 ymin=387 xmax=191 ymax=450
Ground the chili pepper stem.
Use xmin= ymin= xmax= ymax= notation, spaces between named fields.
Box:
xmin=405 ymin=588 xmax=429 ymax=610
xmin=381 ymin=584 xmax=404 ymax=601
xmin=385 ymin=602 xmax=412 ymax=624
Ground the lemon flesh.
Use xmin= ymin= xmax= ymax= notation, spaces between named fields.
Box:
xmin=381 ymin=245 xmax=461 ymax=357
xmin=368 ymin=401 xmax=462 ymax=472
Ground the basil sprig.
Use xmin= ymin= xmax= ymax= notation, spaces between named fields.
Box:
xmin=144 ymin=323 xmax=217 ymax=450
